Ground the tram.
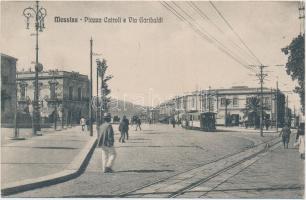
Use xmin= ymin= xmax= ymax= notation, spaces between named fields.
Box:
xmin=181 ymin=112 xmax=216 ymax=132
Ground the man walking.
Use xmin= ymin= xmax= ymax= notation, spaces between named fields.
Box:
xmin=279 ymin=124 xmax=291 ymax=149
xmin=123 ymin=116 xmax=129 ymax=140
xmin=119 ymin=116 xmax=128 ymax=143
xmin=97 ymin=113 xmax=116 ymax=173
xmin=135 ymin=117 xmax=142 ymax=131
xmin=80 ymin=117 xmax=86 ymax=131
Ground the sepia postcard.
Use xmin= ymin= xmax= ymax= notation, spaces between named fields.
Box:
xmin=0 ymin=0 xmax=305 ymax=198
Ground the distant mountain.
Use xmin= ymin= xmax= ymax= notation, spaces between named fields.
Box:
xmin=108 ymin=99 xmax=148 ymax=119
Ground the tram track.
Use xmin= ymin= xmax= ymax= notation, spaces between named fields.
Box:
xmin=171 ymin=138 xmax=282 ymax=198
xmin=117 ymin=135 xmax=281 ymax=198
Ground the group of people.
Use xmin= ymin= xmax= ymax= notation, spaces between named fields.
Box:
xmin=94 ymin=114 xmax=305 ymax=174
xmin=131 ymin=116 xmax=142 ymax=131
xmin=279 ymin=123 xmax=305 ymax=160
xmin=242 ymin=118 xmax=271 ymax=130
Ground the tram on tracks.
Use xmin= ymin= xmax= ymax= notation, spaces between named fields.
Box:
xmin=181 ymin=112 xmax=216 ymax=132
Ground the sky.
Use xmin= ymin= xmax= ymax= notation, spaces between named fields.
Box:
xmin=0 ymin=1 xmax=303 ymax=112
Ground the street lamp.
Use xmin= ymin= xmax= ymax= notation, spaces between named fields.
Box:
xmin=23 ymin=1 xmax=47 ymax=135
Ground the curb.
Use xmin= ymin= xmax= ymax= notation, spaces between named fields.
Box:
xmin=217 ymin=127 xmax=280 ymax=134
xmin=1 ymin=137 xmax=97 ymax=196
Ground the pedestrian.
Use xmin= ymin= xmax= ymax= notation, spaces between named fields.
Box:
xmin=245 ymin=120 xmax=249 ymax=129
xmin=295 ymin=123 xmax=305 ymax=159
xmin=171 ymin=117 xmax=176 ymax=128
xmin=265 ymin=119 xmax=270 ymax=130
xmin=279 ymin=124 xmax=291 ymax=149
xmin=80 ymin=117 xmax=86 ymax=131
xmin=97 ymin=113 xmax=116 ymax=173
xmin=123 ymin=116 xmax=129 ymax=140
xmin=86 ymin=118 xmax=90 ymax=131
xmin=130 ymin=116 xmax=135 ymax=128
xmin=119 ymin=116 xmax=128 ymax=143
xmin=135 ymin=117 xmax=142 ymax=131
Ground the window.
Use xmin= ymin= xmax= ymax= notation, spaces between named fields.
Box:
xmin=78 ymin=87 xmax=82 ymax=101
xmin=264 ymin=97 xmax=271 ymax=109
xmin=203 ymin=98 xmax=207 ymax=109
xmin=221 ymin=98 xmax=226 ymax=106
xmin=19 ymin=82 xmax=27 ymax=100
xmin=192 ymin=97 xmax=195 ymax=108
xmin=69 ymin=86 xmax=73 ymax=100
xmin=21 ymin=87 xmax=26 ymax=100
xmin=50 ymin=84 xmax=56 ymax=99
xmin=233 ymin=97 xmax=239 ymax=107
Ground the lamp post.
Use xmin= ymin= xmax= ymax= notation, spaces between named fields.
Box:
xmin=23 ymin=1 xmax=47 ymax=135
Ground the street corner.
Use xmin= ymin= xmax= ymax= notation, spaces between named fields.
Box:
xmin=1 ymin=129 xmax=97 ymax=196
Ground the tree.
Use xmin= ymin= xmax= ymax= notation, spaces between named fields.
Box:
xmin=242 ymin=96 xmax=268 ymax=129
xmin=97 ymin=59 xmax=113 ymax=123
xmin=282 ymin=34 xmax=305 ymax=114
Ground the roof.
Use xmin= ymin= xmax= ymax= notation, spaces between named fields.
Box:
xmin=1 ymin=53 xmax=18 ymax=61
xmin=17 ymin=70 xmax=89 ymax=81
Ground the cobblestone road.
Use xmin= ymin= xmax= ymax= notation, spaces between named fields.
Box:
xmin=7 ymin=124 xmax=303 ymax=198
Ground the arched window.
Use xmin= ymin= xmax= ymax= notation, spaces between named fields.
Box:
xmin=19 ymin=81 xmax=28 ymax=100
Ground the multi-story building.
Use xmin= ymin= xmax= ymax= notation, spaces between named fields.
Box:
xmin=213 ymin=86 xmax=285 ymax=126
xmin=156 ymin=86 xmax=285 ymax=127
xmin=1 ymin=53 xmax=17 ymax=125
xmin=17 ymin=69 xmax=90 ymax=126
xmin=154 ymin=99 xmax=176 ymax=123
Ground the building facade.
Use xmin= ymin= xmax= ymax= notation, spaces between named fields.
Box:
xmin=1 ymin=53 xmax=17 ymax=125
xmin=156 ymin=86 xmax=286 ymax=127
xmin=17 ymin=70 xmax=89 ymax=126
xmin=213 ymin=86 xmax=285 ymax=126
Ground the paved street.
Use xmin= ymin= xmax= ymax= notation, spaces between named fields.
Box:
xmin=200 ymin=143 xmax=304 ymax=199
xmin=5 ymin=124 xmax=303 ymax=198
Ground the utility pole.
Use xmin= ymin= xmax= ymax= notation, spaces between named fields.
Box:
xmin=299 ymin=1 xmax=305 ymax=35
xmin=54 ymin=102 xmax=57 ymax=130
xmin=270 ymin=88 xmax=273 ymax=122
xmin=285 ymin=95 xmax=289 ymax=124
xmin=254 ymin=65 xmax=267 ymax=137
xmin=101 ymin=66 xmax=105 ymax=124
xmin=208 ymin=86 xmax=211 ymax=112
xmin=14 ymin=73 xmax=19 ymax=138
xmin=275 ymin=81 xmax=278 ymax=133
xmin=96 ymin=61 xmax=100 ymax=130
xmin=225 ymin=99 xmax=227 ymax=127
xmin=89 ymin=38 xmax=93 ymax=136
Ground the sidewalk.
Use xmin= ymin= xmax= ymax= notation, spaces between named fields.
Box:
xmin=1 ymin=125 xmax=84 ymax=145
xmin=1 ymin=126 xmax=97 ymax=195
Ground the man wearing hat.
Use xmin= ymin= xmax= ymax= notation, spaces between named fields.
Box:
xmin=97 ymin=113 xmax=116 ymax=173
